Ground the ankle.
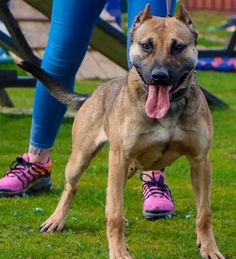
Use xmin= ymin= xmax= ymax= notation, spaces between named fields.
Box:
xmin=143 ymin=170 xmax=165 ymax=181
xmin=28 ymin=146 xmax=50 ymax=164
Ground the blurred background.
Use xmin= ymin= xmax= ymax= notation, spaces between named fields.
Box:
xmin=0 ymin=0 xmax=235 ymax=109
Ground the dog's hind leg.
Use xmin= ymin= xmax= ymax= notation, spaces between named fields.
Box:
xmin=189 ymin=156 xmax=225 ymax=259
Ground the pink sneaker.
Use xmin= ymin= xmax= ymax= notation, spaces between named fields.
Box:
xmin=141 ymin=171 xmax=175 ymax=220
xmin=0 ymin=153 xmax=52 ymax=197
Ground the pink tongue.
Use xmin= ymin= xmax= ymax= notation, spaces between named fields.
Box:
xmin=145 ymin=85 xmax=171 ymax=119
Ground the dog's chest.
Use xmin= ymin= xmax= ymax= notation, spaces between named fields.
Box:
xmin=124 ymin=118 xmax=185 ymax=170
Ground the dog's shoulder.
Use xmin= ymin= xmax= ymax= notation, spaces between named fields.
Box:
xmin=179 ymin=80 xmax=212 ymax=136
xmin=85 ymin=76 xmax=128 ymax=120
xmin=187 ymin=80 xmax=211 ymax=117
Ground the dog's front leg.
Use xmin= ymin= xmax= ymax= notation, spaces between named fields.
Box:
xmin=107 ymin=147 xmax=132 ymax=259
xmin=189 ymin=156 xmax=225 ymax=259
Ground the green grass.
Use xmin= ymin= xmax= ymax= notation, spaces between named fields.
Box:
xmin=190 ymin=11 xmax=233 ymax=48
xmin=0 ymin=70 xmax=235 ymax=258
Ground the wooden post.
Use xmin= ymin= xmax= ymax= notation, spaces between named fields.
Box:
xmin=0 ymin=89 xmax=14 ymax=107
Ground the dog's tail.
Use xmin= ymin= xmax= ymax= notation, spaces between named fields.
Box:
xmin=18 ymin=61 xmax=89 ymax=110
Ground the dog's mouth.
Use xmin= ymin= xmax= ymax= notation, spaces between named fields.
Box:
xmin=136 ymin=68 xmax=191 ymax=120
xmin=145 ymin=85 xmax=171 ymax=119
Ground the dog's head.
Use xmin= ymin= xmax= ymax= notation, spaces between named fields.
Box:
xmin=129 ymin=3 xmax=198 ymax=119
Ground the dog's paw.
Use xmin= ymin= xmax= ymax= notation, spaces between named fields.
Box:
xmin=39 ymin=214 xmax=66 ymax=233
xmin=200 ymin=249 xmax=225 ymax=259
xmin=196 ymin=230 xmax=225 ymax=259
xmin=109 ymin=248 xmax=133 ymax=259
xmin=198 ymin=242 xmax=225 ymax=259
xmin=110 ymin=253 xmax=133 ymax=259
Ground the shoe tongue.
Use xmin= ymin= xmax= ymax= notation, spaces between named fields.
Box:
xmin=153 ymin=173 xmax=165 ymax=183
xmin=145 ymin=85 xmax=171 ymax=119
xmin=6 ymin=154 xmax=29 ymax=178
xmin=156 ymin=175 xmax=165 ymax=185
xmin=21 ymin=153 xmax=30 ymax=162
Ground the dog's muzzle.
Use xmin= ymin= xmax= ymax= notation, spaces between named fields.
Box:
xmin=134 ymin=65 xmax=192 ymax=102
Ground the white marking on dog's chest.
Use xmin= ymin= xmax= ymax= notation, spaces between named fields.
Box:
xmin=150 ymin=127 xmax=171 ymax=143
xmin=151 ymin=117 xmax=182 ymax=143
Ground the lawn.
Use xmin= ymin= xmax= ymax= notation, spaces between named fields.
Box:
xmin=0 ymin=10 xmax=235 ymax=259
xmin=0 ymin=70 xmax=235 ymax=259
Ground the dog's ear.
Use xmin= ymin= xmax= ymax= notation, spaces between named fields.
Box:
xmin=177 ymin=3 xmax=194 ymax=28
xmin=131 ymin=4 xmax=152 ymax=31
xmin=177 ymin=3 xmax=198 ymax=44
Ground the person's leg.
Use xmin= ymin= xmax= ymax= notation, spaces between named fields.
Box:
xmin=127 ymin=0 xmax=176 ymax=219
xmin=0 ymin=0 xmax=106 ymax=196
xmin=29 ymin=0 xmax=106 ymax=163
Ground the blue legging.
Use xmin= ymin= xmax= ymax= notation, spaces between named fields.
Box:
xmin=30 ymin=0 xmax=176 ymax=149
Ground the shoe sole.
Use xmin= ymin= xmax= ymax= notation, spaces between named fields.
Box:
xmin=0 ymin=176 xmax=52 ymax=197
xmin=143 ymin=209 xmax=176 ymax=220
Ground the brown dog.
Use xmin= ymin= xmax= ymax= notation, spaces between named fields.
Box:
xmin=18 ymin=4 xmax=224 ymax=259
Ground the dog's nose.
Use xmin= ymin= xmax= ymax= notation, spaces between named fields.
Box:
xmin=151 ymin=69 xmax=169 ymax=84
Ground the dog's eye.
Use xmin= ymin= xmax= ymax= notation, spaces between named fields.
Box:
xmin=171 ymin=42 xmax=186 ymax=55
xmin=140 ymin=42 xmax=152 ymax=52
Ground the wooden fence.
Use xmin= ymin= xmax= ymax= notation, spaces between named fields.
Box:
xmin=184 ymin=0 xmax=236 ymax=12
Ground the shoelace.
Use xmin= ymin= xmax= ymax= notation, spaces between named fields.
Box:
xmin=140 ymin=172 xmax=173 ymax=201
xmin=4 ymin=157 xmax=49 ymax=187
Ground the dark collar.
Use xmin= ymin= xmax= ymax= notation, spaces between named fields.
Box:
xmin=170 ymin=87 xmax=189 ymax=102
